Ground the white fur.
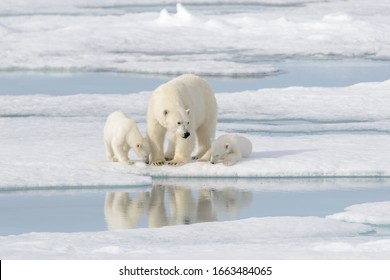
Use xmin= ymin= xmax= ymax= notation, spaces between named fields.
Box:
xmin=201 ymin=134 xmax=252 ymax=166
xmin=147 ymin=74 xmax=217 ymax=165
xmin=104 ymin=111 xmax=150 ymax=164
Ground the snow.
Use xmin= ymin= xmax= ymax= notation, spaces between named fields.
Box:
xmin=327 ymin=201 xmax=390 ymax=225
xmin=1 ymin=1 xmax=390 ymax=76
xmin=1 ymin=80 xmax=389 ymax=189
xmin=2 ymin=216 xmax=388 ymax=260
xmin=1 ymin=0 xmax=390 ymax=260
xmin=1 ymin=80 xmax=390 ymax=259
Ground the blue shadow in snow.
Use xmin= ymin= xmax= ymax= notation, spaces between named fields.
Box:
xmin=252 ymin=149 xmax=317 ymax=159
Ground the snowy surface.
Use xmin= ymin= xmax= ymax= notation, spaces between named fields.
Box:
xmin=1 ymin=79 xmax=390 ymax=259
xmin=1 ymin=0 xmax=390 ymax=76
xmin=328 ymin=201 xmax=390 ymax=225
xmin=1 ymin=80 xmax=390 ymax=189
xmin=2 ymin=216 xmax=390 ymax=260
xmin=1 ymin=0 xmax=390 ymax=260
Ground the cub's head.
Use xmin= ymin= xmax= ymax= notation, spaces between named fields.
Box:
xmin=163 ymin=108 xmax=191 ymax=139
xmin=133 ymin=138 xmax=151 ymax=164
xmin=210 ymin=141 xmax=231 ymax=164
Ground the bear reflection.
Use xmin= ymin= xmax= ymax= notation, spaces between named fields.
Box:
xmin=104 ymin=185 xmax=252 ymax=230
xmin=104 ymin=192 xmax=150 ymax=230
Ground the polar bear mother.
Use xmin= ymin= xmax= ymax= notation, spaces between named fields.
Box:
xmin=147 ymin=74 xmax=217 ymax=165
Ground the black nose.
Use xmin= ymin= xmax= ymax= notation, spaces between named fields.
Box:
xmin=211 ymin=162 xmax=215 ymax=164
xmin=183 ymin=132 xmax=190 ymax=139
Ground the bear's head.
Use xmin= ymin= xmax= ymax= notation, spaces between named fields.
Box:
xmin=163 ymin=108 xmax=191 ymax=139
xmin=210 ymin=141 xmax=231 ymax=164
xmin=132 ymin=138 xmax=151 ymax=164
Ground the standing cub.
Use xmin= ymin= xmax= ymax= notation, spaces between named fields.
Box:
xmin=104 ymin=111 xmax=150 ymax=164
xmin=200 ymin=134 xmax=252 ymax=166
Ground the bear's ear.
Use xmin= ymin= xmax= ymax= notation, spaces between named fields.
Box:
xmin=163 ymin=110 xmax=169 ymax=116
xmin=186 ymin=109 xmax=190 ymax=115
xmin=225 ymin=143 xmax=230 ymax=150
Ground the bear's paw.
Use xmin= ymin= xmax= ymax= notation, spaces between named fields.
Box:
xmin=151 ymin=160 xmax=165 ymax=166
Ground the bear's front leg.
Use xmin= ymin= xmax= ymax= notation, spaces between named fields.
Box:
xmin=164 ymin=133 xmax=176 ymax=161
xmin=167 ymin=134 xmax=195 ymax=166
xmin=147 ymin=123 xmax=166 ymax=165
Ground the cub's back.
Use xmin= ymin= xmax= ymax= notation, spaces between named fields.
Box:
xmin=105 ymin=111 xmax=136 ymax=136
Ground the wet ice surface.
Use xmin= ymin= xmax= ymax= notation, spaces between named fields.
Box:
xmin=1 ymin=179 xmax=390 ymax=236
xmin=1 ymin=179 xmax=390 ymax=260
xmin=2 ymin=60 xmax=390 ymax=95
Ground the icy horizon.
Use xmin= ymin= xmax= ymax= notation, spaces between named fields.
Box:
xmin=1 ymin=0 xmax=390 ymax=76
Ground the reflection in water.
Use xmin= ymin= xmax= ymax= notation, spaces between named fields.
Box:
xmin=104 ymin=185 xmax=252 ymax=230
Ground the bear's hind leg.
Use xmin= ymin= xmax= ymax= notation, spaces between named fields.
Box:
xmin=112 ymin=140 xmax=133 ymax=164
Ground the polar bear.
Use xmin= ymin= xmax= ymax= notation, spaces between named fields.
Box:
xmin=200 ymin=134 xmax=252 ymax=166
xmin=147 ymin=74 xmax=217 ymax=165
xmin=104 ymin=111 xmax=150 ymax=164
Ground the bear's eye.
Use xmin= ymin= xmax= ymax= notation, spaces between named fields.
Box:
xmin=177 ymin=122 xmax=181 ymax=125
xmin=187 ymin=122 xmax=189 ymax=125
xmin=136 ymin=144 xmax=141 ymax=148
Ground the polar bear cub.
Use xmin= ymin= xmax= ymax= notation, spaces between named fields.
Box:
xmin=104 ymin=111 xmax=150 ymax=164
xmin=201 ymin=134 xmax=252 ymax=166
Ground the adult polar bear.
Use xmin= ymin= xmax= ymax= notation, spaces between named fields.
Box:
xmin=147 ymin=74 xmax=217 ymax=165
